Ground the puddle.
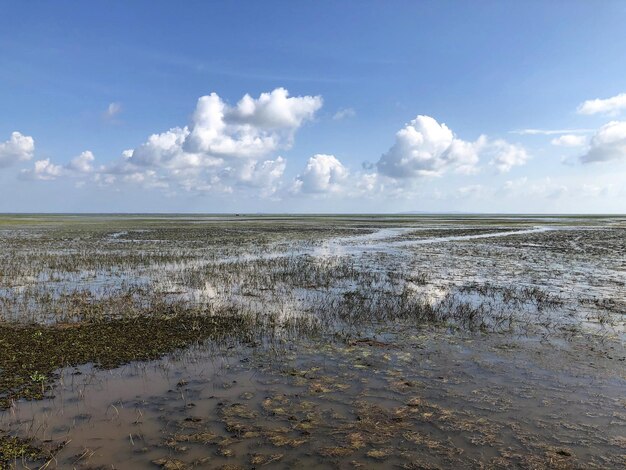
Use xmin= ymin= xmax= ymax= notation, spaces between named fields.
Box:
xmin=2 ymin=329 xmax=624 ymax=469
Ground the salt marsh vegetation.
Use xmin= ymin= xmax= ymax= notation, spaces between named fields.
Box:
xmin=0 ymin=214 xmax=624 ymax=468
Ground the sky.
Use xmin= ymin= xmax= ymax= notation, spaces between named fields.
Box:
xmin=1 ymin=1 xmax=626 ymax=213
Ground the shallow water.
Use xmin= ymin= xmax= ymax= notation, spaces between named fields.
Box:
xmin=0 ymin=215 xmax=624 ymax=468
xmin=3 ymin=328 xmax=624 ymax=469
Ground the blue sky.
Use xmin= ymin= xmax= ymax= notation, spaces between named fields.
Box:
xmin=1 ymin=1 xmax=625 ymax=213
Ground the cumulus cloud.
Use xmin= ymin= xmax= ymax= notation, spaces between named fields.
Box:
xmin=486 ymin=139 xmax=529 ymax=173
xmin=17 ymin=89 xmax=321 ymax=199
xmin=16 ymin=98 xmax=552 ymax=203
xmin=183 ymin=156 xmax=288 ymax=197
xmin=332 ymin=107 xmax=356 ymax=120
xmin=22 ymin=150 xmax=97 ymax=181
xmin=577 ymin=93 xmax=626 ymax=116
xmin=293 ymin=154 xmax=348 ymax=193
xmin=376 ymin=116 xmax=471 ymax=177
xmin=445 ymin=137 xmax=484 ymax=175
xmin=22 ymin=158 xmax=63 ymax=181
xmin=0 ymin=131 xmax=35 ymax=168
xmin=67 ymin=151 xmax=96 ymax=173
xmin=580 ymin=121 xmax=626 ymax=163
xmin=290 ymin=155 xmax=380 ymax=198
xmin=237 ymin=157 xmax=286 ymax=192
xmin=102 ymin=88 xmax=321 ymax=196
xmin=182 ymin=88 xmax=322 ymax=158
xmin=113 ymin=88 xmax=320 ymax=173
xmin=227 ymin=88 xmax=322 ymax=129
xmin=551 ymin=134 xmax=587 ymax=147
xmin=376 ymin=115 xmax=527 ymax=178
xmin=127 ymin=127 xmax=196 ymax=168
xmin=354 ymin=172 xmax=379 ymax=194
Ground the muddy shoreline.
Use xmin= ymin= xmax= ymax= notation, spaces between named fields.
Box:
xmin=0 ymin=215 xmax=624 ymax=468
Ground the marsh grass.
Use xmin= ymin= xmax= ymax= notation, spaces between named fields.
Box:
xmin=0 ymin=214 xmax=624 ymax=468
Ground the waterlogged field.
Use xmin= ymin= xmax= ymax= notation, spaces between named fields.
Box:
xmin=0 ymin=214 xmax=624 ymax=469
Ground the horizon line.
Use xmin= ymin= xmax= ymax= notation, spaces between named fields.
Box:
xmin=1 ymin=212 xmax=625 ymax=217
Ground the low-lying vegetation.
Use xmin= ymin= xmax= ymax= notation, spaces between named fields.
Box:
xmin=0 ymin=432 xmax=54 ymax=469
xmin=0 ymin=214 xmax=624 ymax=468
xmin=0 ymin=310 xmax=254 ymax=408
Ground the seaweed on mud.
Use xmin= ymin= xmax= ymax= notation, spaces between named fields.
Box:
xmin=0 ymin=313 xmax=254 ymax=408
xmin=143 ymin=325 xmax=624 ymax=470
xmin=152 ymin=457 xmax=188 ymax=470
xmin=249 ymin=453 xmax=283 ymax=465
xmin=0 ymin=432 xmax=60 ymax=469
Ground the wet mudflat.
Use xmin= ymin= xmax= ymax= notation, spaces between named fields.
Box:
xmin=0 ymin=214 xmax=624 ymax=469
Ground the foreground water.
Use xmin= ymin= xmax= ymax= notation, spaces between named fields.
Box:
xmin=0 ymin=214 xmax=624 ymax=468
xmin=3 ymin=328 xmax=624 ymax=469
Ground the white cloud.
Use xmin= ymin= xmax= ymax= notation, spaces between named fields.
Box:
xmin=376 ymin=115 xmax=526 ymax=178
xmin=354 ymin=172 xmax=379 ymax=194
xmin=128 ymin=127 xmax=195 ymax=168
xmin=183 ymin=88 xmax=322 ymax=158
xmin=377 ymin=116 xmax=465 ymax=178
xmin=22 ymin=159 xmax=63 ymax=181
xmin=237 ymin=157 xmax=286 ymax=195
xmin=551 ymin=134 xmax=587 ymax=147
xmin=21 ymin=150 xmax=97 ymax=181
xmin=332 ymin=107 xmax=356 ymax=120
xmin=510 ymin=128 xmax=592 ymax=136
xmin=293 ymin=154 xmax=348 ymax=193
xmin=183 ymin=94 xmax=275 ymax=159
xmin=445 ymin=137 xmax=483 ymax=175
xmin=122 ymin=169 xmax=169 ymax=189
xmin=67 ymin=151 xmax=96 ymax=173
xmin=94 ymin=173 xmax=117 ymax=187
xmin=98 ymin=88 xmax=322 ymax=196
xmin=116 ymin=88 xmax=320 ymax=174
xmin=577 ymin=93 xmax=626 ymax=116
xmin=0 ymin=131 xmax=35 ymax=168
xmin=17 ymin=89 xmax=320 ymax=199
xmin=228 ymin=88 xmax=322 ymax=129
xmin=104 ymin=102 xmax=122 ymax=119
xmin=580 ymin=121 xmax=626 ymax=163
xmin=487 ymin=139 xmax=529 ymax=173
xmin=187 ymin=156 xmax=287 ymax=198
